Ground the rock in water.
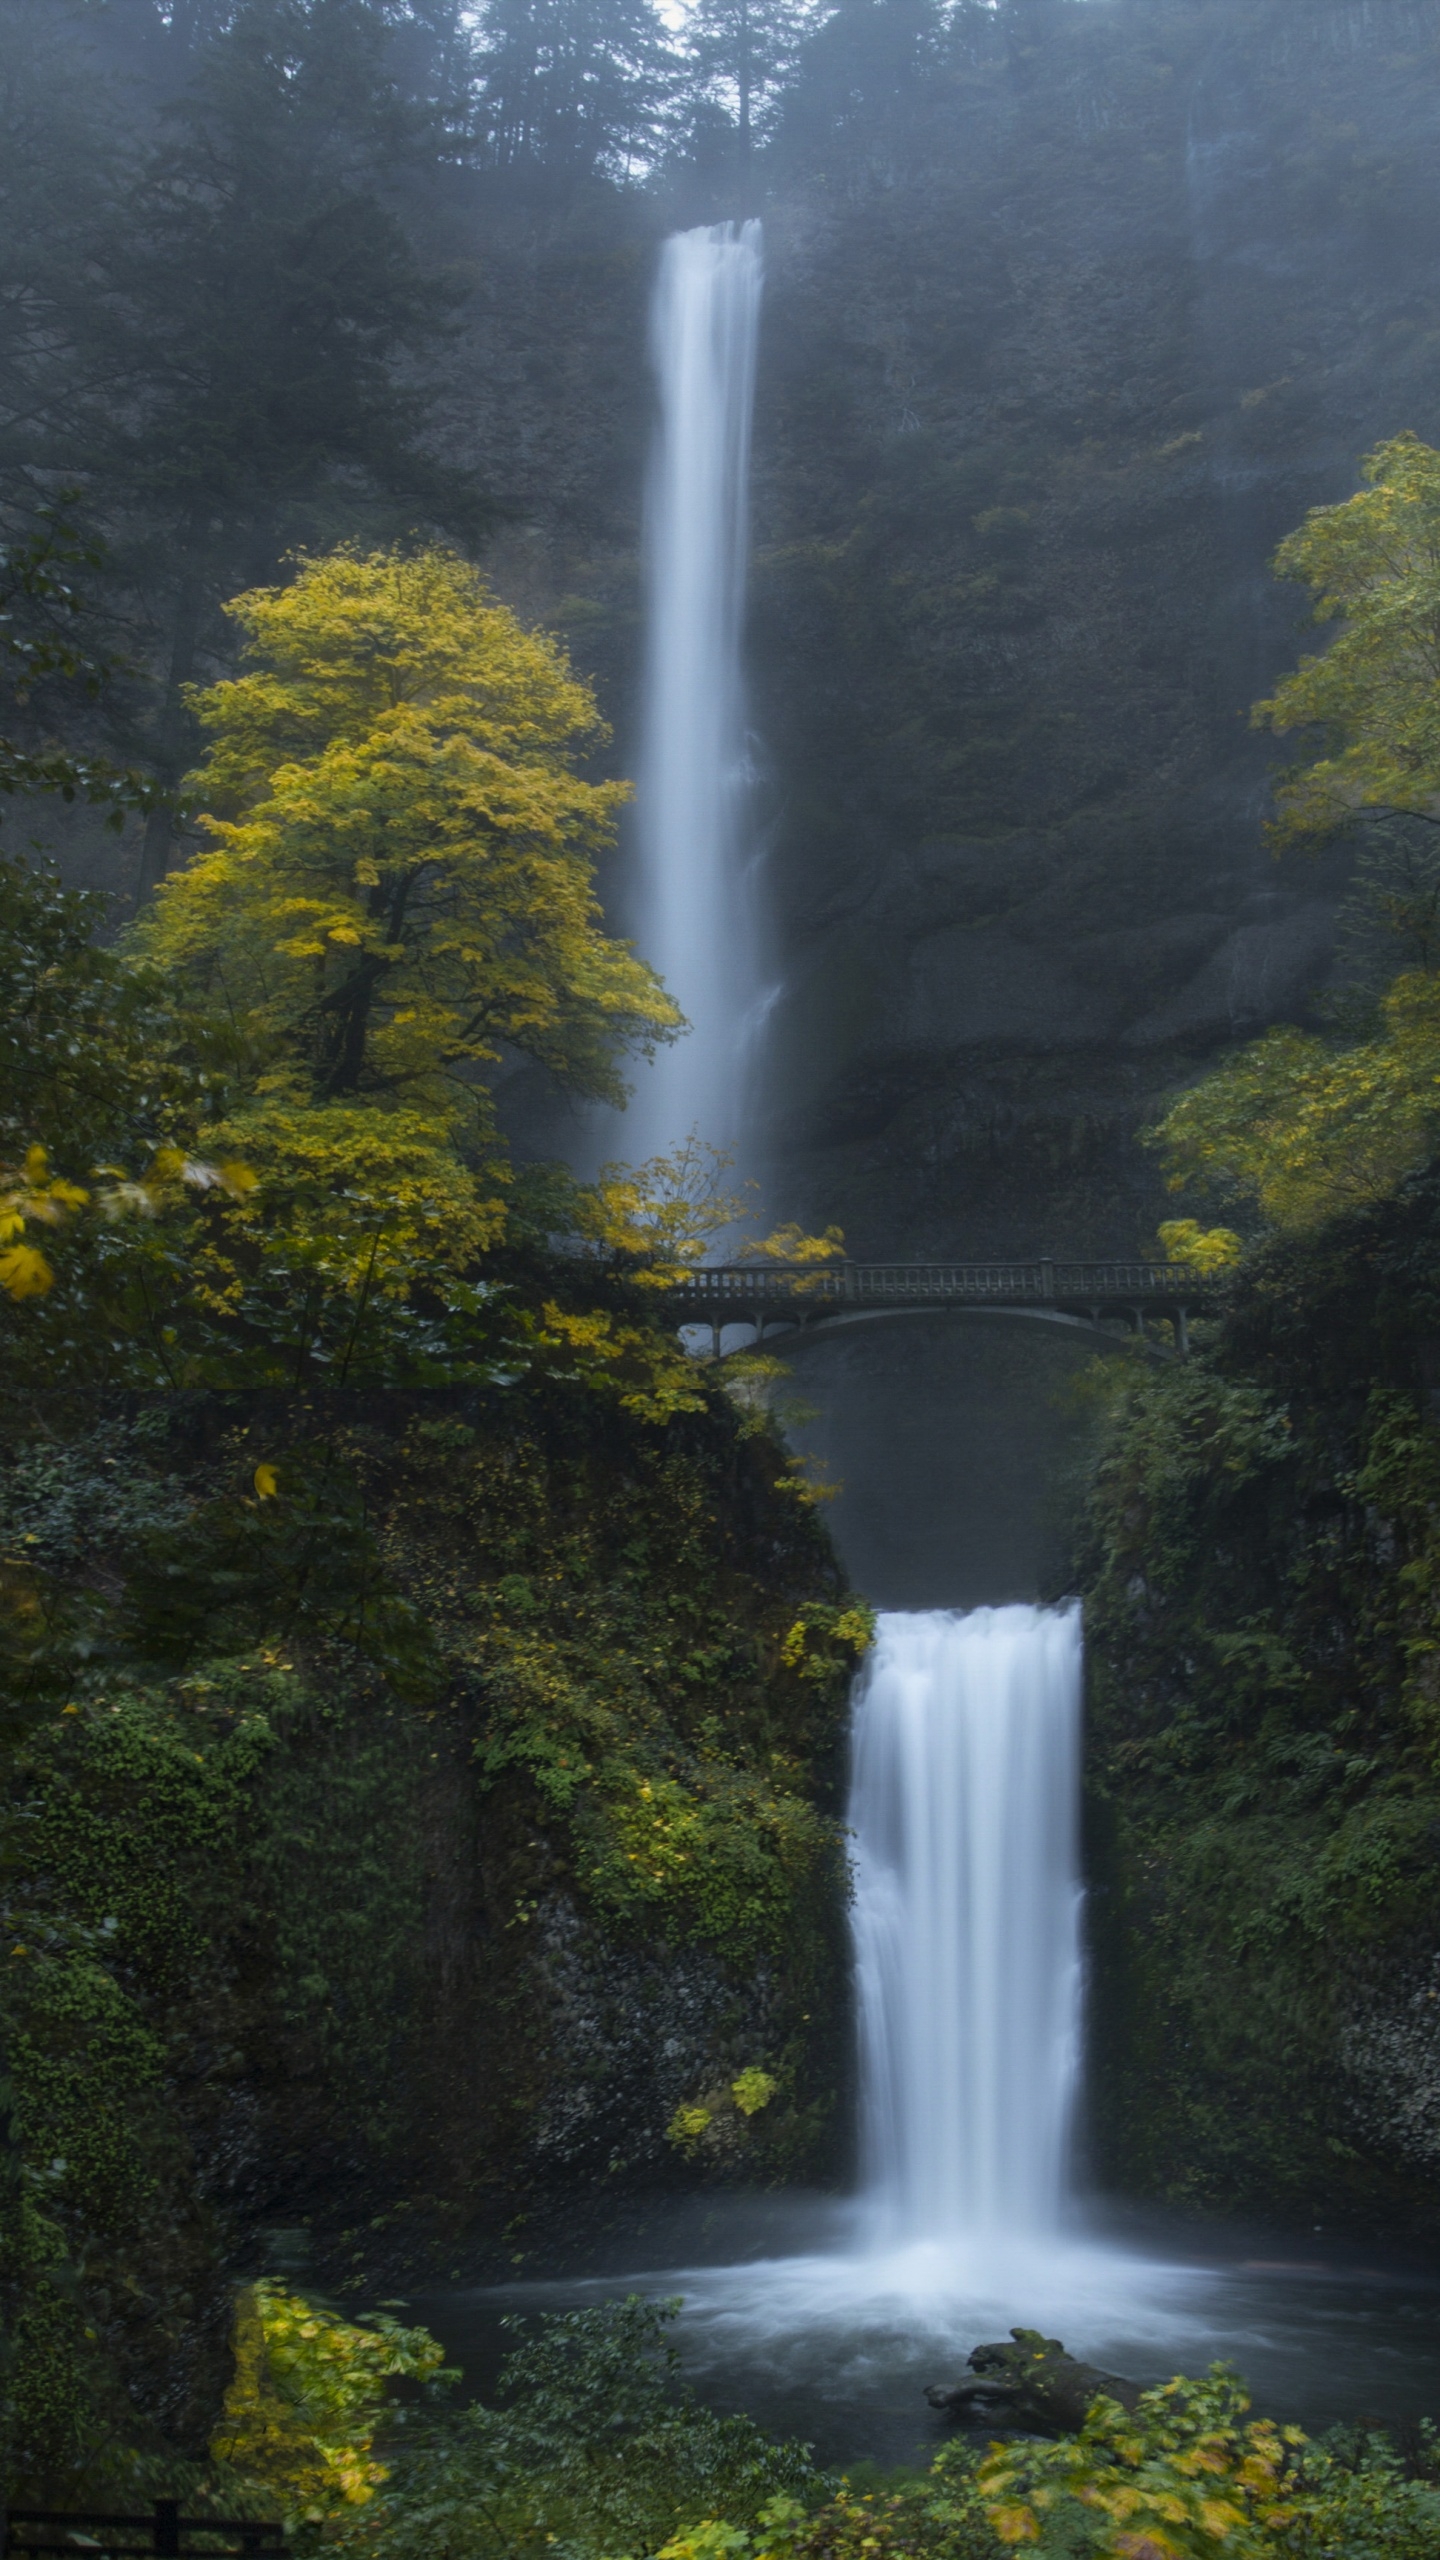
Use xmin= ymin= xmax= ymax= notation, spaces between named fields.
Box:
xmin=925 ymin=2327 xmax=1141 ymax=2433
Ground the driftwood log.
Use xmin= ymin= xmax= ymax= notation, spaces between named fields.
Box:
xmin=925 ymin=2327 xmax=1142 ymax=2434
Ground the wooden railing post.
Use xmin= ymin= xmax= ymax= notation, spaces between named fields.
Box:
xmin=153 ymin=2504 xmax=180 ymax=2560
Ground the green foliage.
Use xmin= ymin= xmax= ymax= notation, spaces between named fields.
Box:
xmin=0 ymin=1387 xmax=857 ymax=2492
xmin=1074 ymin=1184 xmax=1440 ymax=2212
xmin=0 ymin=858 xmax=208 ymax=1172
xmin=449 ymin=1414 xmax=859 ymax=1967
xmin=322 ymin=2294 xmax=821 ymax=2560
xmin=1150 ymin=441 xmax=1440 ymax=1240
xmin=472 ymin=0 xmax=672 ymax=182
xmin=0 ymin=505 xmax=159 ymax=827
xmin=730 ymin=2067 xmax=777 ymax=2115
xmin=976 ymin=2366 xmax=1440 ymax=2559
xmin=601 ymin=2373 xmax=1440 ymax=2560
xmin=1254 ymin=432 xmax=1440 ymax=848
xmin=0 ymin=0 xmax=486 ymax=875
xmin=0 ymin=596 xmax=769 ymax=1408
xmin=212 ymin=2281 xmax=449 ymax=2515
xmin=679 ymin=0 xmax=810 ymax=155
xmin=1150 ymin=974 xmax=1440 ymax=1232
xmin=576 ymin=1757 xmax=836 ymax=1959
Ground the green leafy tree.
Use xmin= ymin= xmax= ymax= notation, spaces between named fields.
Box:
xmin=0 ymin=857 xmax=205 ymax=1171
xmin=1154 ymin=437 xmax=1440 ymax=1236
xmin=1255 ymin=431 xmax=1440 ymax=849
xmin=1150 ymin=974 xmax=1440 ymax=1232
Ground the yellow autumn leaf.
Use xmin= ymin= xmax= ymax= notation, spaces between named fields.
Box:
xmin=0 ymin=1243 xmax=55 ymax=1300
xmin=988 ymin=2503 xmax=1040 ymax=2545
xmin=253 ymin=1464 xmax=280 ymax=1500
xmin=1198 ymin=2498 xmax=1244 ymax=2536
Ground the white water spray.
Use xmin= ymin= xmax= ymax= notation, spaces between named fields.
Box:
xmin=851 ymin=1605 xmax=1085 ymax=2247
xmin=629 ymin=221 xmax=765 ymax=1164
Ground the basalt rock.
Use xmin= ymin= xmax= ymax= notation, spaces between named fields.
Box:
xmin=926 ymin=2327 xmax=1141 ymax=2434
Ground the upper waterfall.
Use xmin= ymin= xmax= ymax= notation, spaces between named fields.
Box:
xmin=850 ymin=1604 xmax=1085 ymax=2246
xmin=627 ymin=221 xmax=765 ymax=1166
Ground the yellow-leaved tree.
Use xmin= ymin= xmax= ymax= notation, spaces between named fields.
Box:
xmin=1153 ymin=980 xmax=1440 ymax=1231
xmin=1255 ymin=432 xmax=1440 ymax=847
xmin=1153 ymin=436 xmax=1440 ymax=1237
xmin=130 ymin=546 xmax=680 ymax=1227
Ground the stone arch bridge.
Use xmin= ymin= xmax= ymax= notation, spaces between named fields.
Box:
xmin=667 ymin=1259 xmax=1212 ymax=1356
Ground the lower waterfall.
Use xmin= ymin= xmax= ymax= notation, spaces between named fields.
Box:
xmin=449 ymin=1598 xmax=1224 ymax=2444
xmin=851 ymin=1605 xmax=1084 ymax=2248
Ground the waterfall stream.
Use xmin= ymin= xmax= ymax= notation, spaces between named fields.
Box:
xmin=627 ymin=221 xmax=765 ymax=1165
xmin=851 ymin=1605 xmax=1085 ymax=2249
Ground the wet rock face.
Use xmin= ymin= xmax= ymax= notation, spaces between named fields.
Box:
xmin=1343 ymin=1948 xmax=1440 ymax=2179
xmin=524 ymin=1892 xmax=738 ymax=2180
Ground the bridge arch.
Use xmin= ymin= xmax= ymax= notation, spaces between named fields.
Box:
xmin=699 ymin=1303 xmax=1180 ymax=1358
xmin=668 ymin=1257 xmax=1209 ymax=1362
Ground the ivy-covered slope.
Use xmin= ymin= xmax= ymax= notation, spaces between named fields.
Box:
xmin=1076 ymin=1172 xmax=1440 ymax=2233
xmin=0 ymin=1385 xmax=866 ymax=2493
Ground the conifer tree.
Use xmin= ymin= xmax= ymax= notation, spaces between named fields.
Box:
xmin=0 ymin=2 xmax=486 ymax=886
xmin=679 ymin=0 xmax=812 ymax=163
xmin=473 ymin=0 xmax=671 ymax=181
xmin=111 ymin=0 xmax=485 ymax=894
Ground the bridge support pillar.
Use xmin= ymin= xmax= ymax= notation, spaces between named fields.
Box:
xmin=710 ymin=1321 xmax=722 ymax=1359
xmin=1176 ymin=1305 xmax=1189 ymax=1359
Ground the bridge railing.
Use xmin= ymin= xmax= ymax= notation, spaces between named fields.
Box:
xmin=666 ymin=1260 xmax=1206 ymax=1307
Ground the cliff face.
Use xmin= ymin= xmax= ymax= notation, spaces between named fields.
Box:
xmin=1076 ymin=1189 xmax=1440 ymax=2234
xmin=439 ymin=0 xmax=1440 ymax=1259
xmin=0 ymin=1389 xmax=860 ymax=2488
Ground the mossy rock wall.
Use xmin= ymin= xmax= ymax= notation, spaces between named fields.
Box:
xmin=0 ymin=1386 xmax=861 ymax=2490
xmin=1075 ymin=1176 xmax=1440 ymax=2234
